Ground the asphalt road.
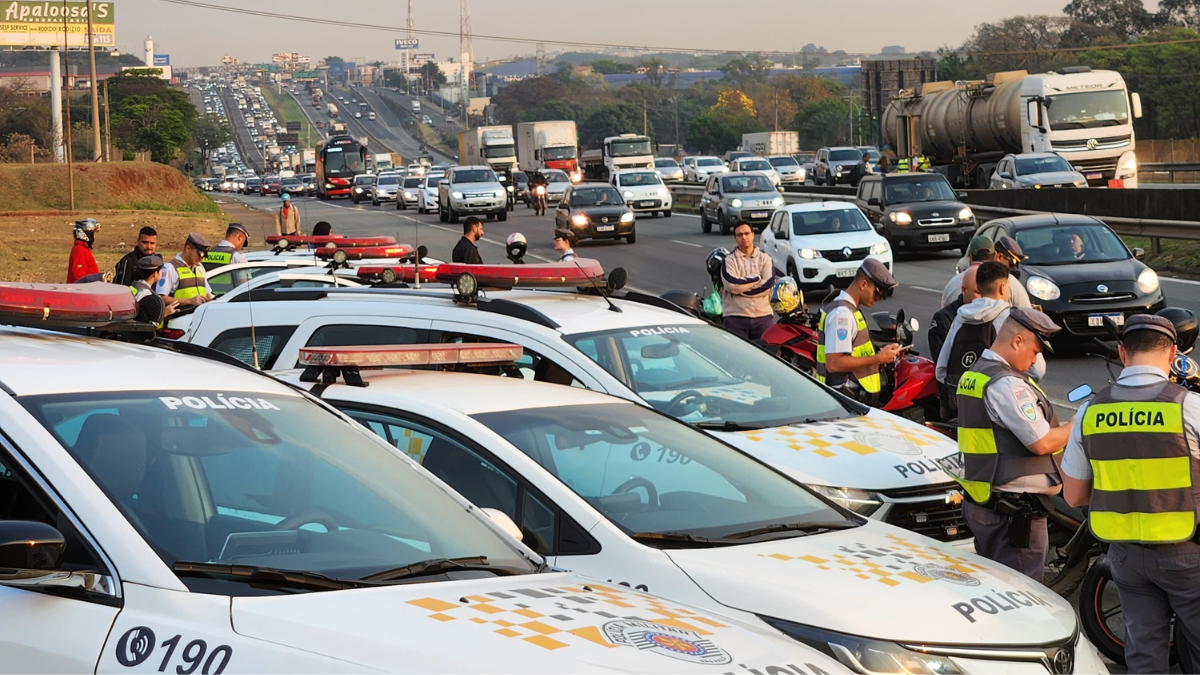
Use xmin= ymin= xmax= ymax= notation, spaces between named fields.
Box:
xmin=220 ymin=89 xmax=264 ymax=172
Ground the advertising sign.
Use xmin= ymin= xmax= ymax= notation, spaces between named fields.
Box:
xmin=153 ymin=54 xmax=169 ymax=66
xmin=286 ymin=121 xmax=301 ymax=132
xmin=277 ymin=133 xmax=299 ymax=144
xmin=394 ymin=38 xmax=418 ymax=50
xmin=0 ymin=0 xmax=115 ymax=47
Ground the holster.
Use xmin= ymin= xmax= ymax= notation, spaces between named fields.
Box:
xmin=988 ymin=493 xmax=1048 ymax=549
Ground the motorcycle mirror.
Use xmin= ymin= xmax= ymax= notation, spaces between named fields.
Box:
xmin=1068 ymin=384 xmax=1093 ymax=403
xmin=417 ymin=245 xmax=428 ymax=261
xmin=908 ymin=318 xmax=920 ymax=332
xmin=607 ymin=267 xmax=628 ymax=293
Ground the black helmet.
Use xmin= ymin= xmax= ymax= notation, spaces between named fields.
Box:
xmin=661 ymin=290 xmax=702 ymax=318
xmin=1158 ymin=307 xmax=1199 ymax=354
xmin=706 ymin=247 xmax=730 ymax=279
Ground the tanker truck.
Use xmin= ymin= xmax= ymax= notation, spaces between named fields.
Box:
xmin=883 ymin=67 xmax=1141 ymax=188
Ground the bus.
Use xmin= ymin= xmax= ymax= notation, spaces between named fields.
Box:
xmin=315 ymin=135 xmax=367 ymax=200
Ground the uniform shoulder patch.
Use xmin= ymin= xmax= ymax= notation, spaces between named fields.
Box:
xmin=1020 ymin=401 xmax=1038 ymax=421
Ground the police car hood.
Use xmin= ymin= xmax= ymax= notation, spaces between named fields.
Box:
xmin=230 ymin=571 xmax=847 ymax=673
xmin=712 ymin=409 xmax=958 ymax=490
xmin=665 ymin=520 xmax=1077 ymax=645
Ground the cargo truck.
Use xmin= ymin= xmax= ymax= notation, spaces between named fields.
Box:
xmin=517 ymin=121 xmax=579 ymax=177
xmin=580 ymin=133 xmax=654 ymax=180
xmin=372 ymin=153 xmax=403 ymax=171
xmin=411 ymin=98 xmax=421 ymax=114
xmin=302 ymin=149 xmax=316 ymax=173
xmin=458 ymin=126 xmax=517 ymax=172
xmin=332 ymin=122 xmax=347 ymax=134
xmin=883 ymin=66 xmax=1141 ymax=188
xmin=326 ymin=103 xmax=339 ymax=118
xmin=741 ymin=131 xmax=799 ymax=157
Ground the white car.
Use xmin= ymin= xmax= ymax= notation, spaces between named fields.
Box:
xmin=279 ymin=348 xmax=1106 ymax=675
xmin=989 ymin=152 xmax=1088 ymax=189
xmin=418 ymin=173 xmax=445 ymax=214
xmin=397 ymin=175 xmax=424 ymax=210
xmin=182 ymin=263 xmax=973 ymax=549
xmin=611 ymin=169 xmax=673 ymax=217
xmin=0 ymin=285 xmax=839 ymax=674
xmin=767 ymin=155 xmax=806 ymax=184
xmin=684 ymin=156 xmax=727 ymax=182
xmin=759 ymin=202 xmax=892 ymax=288
xmin=730 ymin=157 xmax=781 ymax=188
xmin=541 ymin=169 xmax=573 ymax=206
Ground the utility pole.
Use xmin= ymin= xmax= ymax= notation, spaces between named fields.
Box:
xmin=774 ymin=88 xmax=779 ymax=131
xmin=642 ymin=98 xmax=648 ymax=136
xmin=406 ymin=0 xmax=415 ymax=94
xmin=673 ymin=95 xmax=680 ymax=153
xmin=102 ymin=79 xmax=111 ymax=161
xmin=459 ymin=0 xmax=473 ymax=128
xmin=61 ymin=0 xmax=75 ymax=209
xmin=86 ymin=0 xmax=101 ymax=160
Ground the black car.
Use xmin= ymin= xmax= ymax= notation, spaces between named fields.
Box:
xmin=975 ymin=214 xmax=1165 ymax=340
xmin=856 ymin=173 xmax=977 ymax=253
xmin=242 ymin=177 xmax=262 ymax=195
xmin=554 ymin=183 xmax=636 ymax=244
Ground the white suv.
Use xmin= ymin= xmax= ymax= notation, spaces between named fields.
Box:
xmin=611 ymin=169 xmax=673 ymax=217
xmin=438 ymin=165 xmax=506 ymax=223
xmin=759 ymin=201 xmax=892 ymax=289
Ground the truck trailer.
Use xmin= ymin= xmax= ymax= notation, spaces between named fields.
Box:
xmin=517 ymin=121 xmax=579 ymax=177
xmin=741 ymin=131 xmax=799 ymax=157
xmin=326 ymin=103 xmax=339 ymax=118
xmin=458 ymin=126 xmax=517 ymax=172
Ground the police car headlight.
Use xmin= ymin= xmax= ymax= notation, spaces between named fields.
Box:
xmin=808 ymin=485 xmax=882 ymax=516
xmin=1026 ymin=275 xmax=1061 ymax=301
xmin=958 ymin=207 xmax=973 ymax=221
xmin=798 ymin=248 xmax=820 ymax=260
xmin=870 ymin=241 xmax=890 ymax=255
xmin=758 ymin=616 xmax=965 ymax=675
xmin=1138 ymin=267 xmax=1160 ymax=294
xmin=889 ymin=211 xmax=912 ymax=225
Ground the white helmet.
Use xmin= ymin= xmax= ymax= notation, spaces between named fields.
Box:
xmin=506 ymin=232 xmax=528 ymax=262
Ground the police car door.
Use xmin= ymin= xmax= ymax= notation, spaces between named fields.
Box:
xmin=427 ymin=321 xmax=603 ymax=389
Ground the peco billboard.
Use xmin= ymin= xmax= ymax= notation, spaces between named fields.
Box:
xmin=0 ymin=0 xmax=116 ymax=47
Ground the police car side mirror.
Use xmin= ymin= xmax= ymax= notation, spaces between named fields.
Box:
xmin=480 ymin=508 xmax=523 ymax=542
xmin=1068 ymin=384 xmax=1093 ymax=403
xmin=0 ymin=520 xmax=64 ymax=571
xmin=607 ymin=267 xmax=628 ymax=293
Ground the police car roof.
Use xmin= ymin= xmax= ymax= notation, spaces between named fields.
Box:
xmin=282 ymin=368 xmax=610 ymax=415
xmin=0 ymin=327 xmax=289 ymax=397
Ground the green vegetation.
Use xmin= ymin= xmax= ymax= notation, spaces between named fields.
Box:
xmin=1123 ymin=236 xmax=1200 ymax=278
xmin=0 ymin=162 xmax=218 ymax=213
xmin=260 ymin=85 xmax=317 ymax=148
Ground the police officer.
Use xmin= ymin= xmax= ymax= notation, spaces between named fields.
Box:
xmin=954 ymin=307 xmax=1073 ymax=581
xmin=1062 ymin=314 xmax=1200 ymax=673
xmin=202 ymin=223 xmax=249 ymax=271
xmin=156 ymin=232 xmax=215 ymax=306
xmin=130 ymin=254 xmax=176 ymax=325
xmin=895 ymin=157 xmax=911 ymax=173
xmin=815 ymin=258 xmax=901 ymax=402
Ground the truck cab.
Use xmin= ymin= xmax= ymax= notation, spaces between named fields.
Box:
xmin=580 ymin=134 xmax=653 ymax=181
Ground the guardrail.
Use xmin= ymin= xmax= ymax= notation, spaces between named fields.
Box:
xmin=1140 ymin=162 xmax=1200 ymax=184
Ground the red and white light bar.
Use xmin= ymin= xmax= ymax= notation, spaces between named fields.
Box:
xmin=265 ymin=234 xmax=345 ymax=245
xmin=298 ymin=343 xmax=524 ymax=368
xmin=314 ymin=244 xmax=414 ymax=260
xmin=434 ymin=259 xmax=606 ymax=288
xmin=265 ymin=235 xmax=399 ymax=248
xmin=357 ymin=265 xmax=441 ymax=283
xmin=0 ymin=282 xmax=138 ymax=326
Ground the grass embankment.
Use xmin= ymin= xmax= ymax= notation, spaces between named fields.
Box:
xmin=261 ymin=86 xmax=317 ymax=149
xmin=1123 ymin=236 xmax=1200 ymax=280
xmin=0 ymin=163 xmax=221 ymax=214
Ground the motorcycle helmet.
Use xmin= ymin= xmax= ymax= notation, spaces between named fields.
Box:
xmin=73 ymin=218 xmax=100 ymax=246
xmin=769 ymin=277 xmax=801 ymax=315
xmin=706 ymin=247 xmax=730 ymax=281
xmin=1158 ymin=307 xmax=1199 ymax=354
xmin=505 ymin=232 xmax=527 ymax=263
xmin=661 ymin=290 xmax=702 ymax=318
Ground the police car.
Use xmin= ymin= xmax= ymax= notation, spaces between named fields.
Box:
xmin=182 ymin=262 xmax=969 ymax=548
xmin=0 ymin=282 xmax=848 ymax=675
xmin=278 ymin=343 xmax=1106 ymax=675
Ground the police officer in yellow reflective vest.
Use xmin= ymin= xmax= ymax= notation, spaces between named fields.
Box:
xmin=953 ymin=307 xmax=1074 ymax=581
xmin=915 ymin=155 xmax=931 ymax=172
xmin=155 ymin=232 xmax=215 ymax=307
xmin=815 ymin=259 xmax=901 ymax=402
xmin=1062 ymin=315 xmax=1200 ymax=673
xmin=129 ymin=254 xmax=176 ymax=325
xmin=895 ymin=157 xmax=911 ymax=173
xmin=202 ymin=222 xmax=249 ymax=271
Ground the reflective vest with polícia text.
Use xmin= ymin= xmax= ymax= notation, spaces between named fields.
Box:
xmin=168 ymin=260 xmax=207 ymax=301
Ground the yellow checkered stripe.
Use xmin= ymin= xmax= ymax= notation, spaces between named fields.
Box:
xmin=760 ymin=534 xmax=989 ymax=587
xmin=737 ymin=415 xmax=948 ymax=459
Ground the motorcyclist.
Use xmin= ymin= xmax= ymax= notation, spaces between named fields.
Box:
xmin=67 ymin=218 xmax=101 ymax=283
xmin=500 ymin=167 xmax=516 ymax=211
xmin=527 ymin=169 xmax=549 ymax=213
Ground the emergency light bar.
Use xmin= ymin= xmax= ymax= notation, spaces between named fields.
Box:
xmin=357 ymin=265 xmax=441 ymax=284
xmin=434 ymin=259 xmax=606 ymax=288
xmin=265 ymin=234 xmax=345 ymax=245
xmin=300 ymin=343 xmax=523 ymax=368
xmin=0 ymin=282 xmax=138 ymax=327
xmin=314 ymin=244 xmax=414 ymax=261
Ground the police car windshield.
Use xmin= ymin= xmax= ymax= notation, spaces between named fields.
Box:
xmin=21 ymin=391 xmax=535 ymax=593
xmin=474 ymin=403 xmax=850 ymax=541
xmin=566 ymin=325 xmax=850 ymax=428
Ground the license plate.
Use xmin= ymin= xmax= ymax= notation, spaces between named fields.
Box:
xmin=469 ymin=202 xmax=487 ymax=208
xmin=1086 ymin=173 xmax=1102 ymax=180
xmin=1088 ymin=313 xmax=1124 ymax=327
xmin=637 ymin=201 xmax=655 ymax=208
xmin=836 ymin=268 xmax=857 ymax=278
xmin=928 ymin=233 xmax=951 ymax=243
xmin=596 ymin=224 xmax=616 ymax=232
xmin=751 ymin=211 xmax=769 ymax=219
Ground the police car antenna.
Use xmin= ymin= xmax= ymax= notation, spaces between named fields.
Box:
xmin=573 ymin=259 xmax=621 ymax=313
xmin=247 ymin=281 xmax=260 ymax=369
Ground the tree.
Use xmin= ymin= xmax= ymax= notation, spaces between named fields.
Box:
xmin=1159 ymin=0 xmax=1200 ymax=30
xmin=719 ymin=53 xmax=774 ymax=85
xmin=964 ymin=15 xmax=1076 ymax=73
xmin=935 ymin=48 xmax=980 ymax=81
xmin=1063 ymin=0 xmax=1158 ymax=39
xmin=687 ymin=110 xmax=764 ymax=153
xmin=713 ymin=89 xmax=756 ymax=117
xmin=113 ymin=94 xmax=190 ymax=163
xmin=579 ymin=103 xmax=652 ymax=146
xmin=793 ymin=98 xmax=852 ymax=148
xmin=590 ymin=59 xmax=634 ymax=75
xmin=492 ymin=77 xmax=567 ymax=125
xmin=419 ymin=61 xmax=447 ymax=89
xmin=881 ymin=45 xmax=907 ymax=55
xmin=191 ymin=113 xmax=232 ymax=171
xmin=323 ymin=56 xmax=345 ymax=65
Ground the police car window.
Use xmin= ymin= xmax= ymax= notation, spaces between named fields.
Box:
xmin=210 ymin=326 xmax=297 ymax=369
xmin=21 ymin=391 xmax=534 ymax=593
xmin=0 ymin=451 xmax=104 ymax=574
xmin=474 ymin=403 xmax=847 ymax=539
xmin=439 ymin=334 xmax=584 ymax=387
xmin=206 ymin=268 xmax=260 ymax=296
xmin=306 ymin=324 xmax=419 ymax=348
xmin=566 ymin=325 xmax=849 ymax=428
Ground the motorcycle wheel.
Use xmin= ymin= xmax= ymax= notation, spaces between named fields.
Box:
xmin=1080 ymin=555 xmax=1128 ymax=665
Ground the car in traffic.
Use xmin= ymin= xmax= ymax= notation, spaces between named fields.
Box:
xmin=699 ymin=172 xmax=785 ymax=235
xmin=793 ymin=152 xmax=817 ymax=178
xmin=683 ymin=155 xmax=727 ymax=182
xmin=260 ymin=176 xmax=281 ymax=196
xmin=855 ymin=172 xmax=977 ymax=254
xmin=371 ymin=172 xmax=401 ymax=205
xmin=511 ymin=170 xmax=529 ymax=204
xmin=0 ymin=286 xmax=844 ymax=675
xmin=813 ymin=147 xmax=864 ymax=186
xmin=542 ymin=169 xmax=573 ymax=207
xmin=396 ymin=175 xmax=423 ymax=210
xmin=722 ymin=150 xmax=753 ymax=166
xmin=554 ymin=183 xmax=636 ymax=243
xmin=280 ymin=177 xmax=304 ymax=197
xmin=439 ymin=165 xmax=507 ymax=223
xmin=989 ymin=152 xmax=1089 ymax=189
xmin=417 ymin=172 xmax=444 ymax=214
xmin=298 ymin=173 xmax=316 ymax=195
xmin=611 ymin=169 xmax=672 ymax=217
xmin=759 ymin=201 xmax=892 ymax=288
xmin=972 ymin=214 xmax=1165 ymax=340
xmin=767 ymin=155 xmax=806 ymax=185
xmin=653 ymin=157 xmax=684 ymax=182
xmin=730 ymin=156 xmax=781 ymax=187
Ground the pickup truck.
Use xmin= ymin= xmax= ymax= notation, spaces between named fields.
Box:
xmin=438 ymin=165 xmax=507 ymax=223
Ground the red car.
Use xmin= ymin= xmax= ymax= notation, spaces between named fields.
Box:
xmin=316 ymin=122 xmax=324 ymax=129
xmin=260 ymin=176 xmax=281 ymax=195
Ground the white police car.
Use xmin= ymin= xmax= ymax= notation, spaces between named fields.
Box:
xmin=181 ymin=262 xmax=974 ymax=549
xmin=0 ymin=282 xmax=848 ymax=674
xmin=278 ymin=343 xmax=1106 ymax=675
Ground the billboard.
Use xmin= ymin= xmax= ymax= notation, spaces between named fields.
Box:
xmin=153 ymin=54 xmax=169 ymax=66
xmin=395 ymin=37 xmax=418 ymax=50
xmin=286 ymin=121 xmax=300 ymax=132
xmin=0 ymin=0 xmax=116 ymax=47
xmin=277 ymin=133 xmax=299 ymax=145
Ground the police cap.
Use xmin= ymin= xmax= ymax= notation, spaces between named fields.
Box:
xmin=226 ymin=222 xmax=249 ymax=238
xmin=860 ymin=258 xmax=897 ymax=297
xmin=553 ymin=228 xmax=576 ymax=244
xmin=185 ymin=232 xmax=212 ymax=252
xmin=1122 ymin=314 xmax=1177 ymax=342
xmin=136 ymin=253 xmax=165 ymax=271
xmin=995 ymin=235 xmax=1026 ymax=262
xmin=1006 ymin=306 xmax=1061 ymax=353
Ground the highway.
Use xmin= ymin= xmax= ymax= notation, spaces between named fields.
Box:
xmin=220 ymin=88 xmax=264 ymax=172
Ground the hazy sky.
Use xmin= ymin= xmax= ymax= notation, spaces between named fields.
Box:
xmin=115 ymin=0 xmax=1106 ymax=68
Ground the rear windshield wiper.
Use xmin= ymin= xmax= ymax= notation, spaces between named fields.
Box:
xmin=719 ymin=521 xmax=860 ymax=541
xmin=630 ymin=531 xmax=740 ymax=548
xmin=363 ymin=556 xmax=514 ymax=582
xmin=173 ymin=561 xmax=370 ymax=591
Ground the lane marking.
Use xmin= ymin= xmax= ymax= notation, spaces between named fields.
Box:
xmin=910 ymin=285 xmax=943 ymax=294
xmin=671 ymin=239 xmax=704 ymax=248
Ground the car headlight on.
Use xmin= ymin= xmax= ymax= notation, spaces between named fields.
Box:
xmin=404 ymin=192 xmax=414 ymax=199
xmin=1121 ymin=156 xmax=1138 ymax=174
xmin=889 ymin=211 xmax=912 ymax=225
xmin=798 ymin=248 xmax=820 ymax=260
xmin=570 ymin=214 xmax=588 ymax=226
xmin=870 ymin=241 xmax=890 ymax=255
xmin=773 ymin=196 xmax=785 ymax=207
xmin=495 ymin=189 xmax=505 ymax=198
xmin=623 ymin=190 xmax=634 ymax=199
xmin=657 ymin=187 xmax=669 ymax=197
xmin=646 ymin=162 xmax=654 ymax=169
xmin=354 ymin=187 xmax=363 ymax=193
xmin=452 ymin=191 xmax=463 ymax=199
xmin=506 ymin=185 xmax=514 ymax=193
xmin=1074 ymin=180 xmax=1088 ymax=187
xmin=730 ymin=198 xmax=743 ymax=208
xmin=808 ymin=485 xmax=882 ymax=516
xmin=1138 ymin=267 xmax=1160 ymax=294
xmin=1026 ymin=275 xmax=1061 ymax=301
xmin=958 ymin=207 xmax=973 ymax=221
xmin=570 ymin=171 xmax=582 ymax=182
xmin=758 ymin=616 xmax=965 ymax=675
xmin=619 ymin=212 xmax=635 ymax=223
